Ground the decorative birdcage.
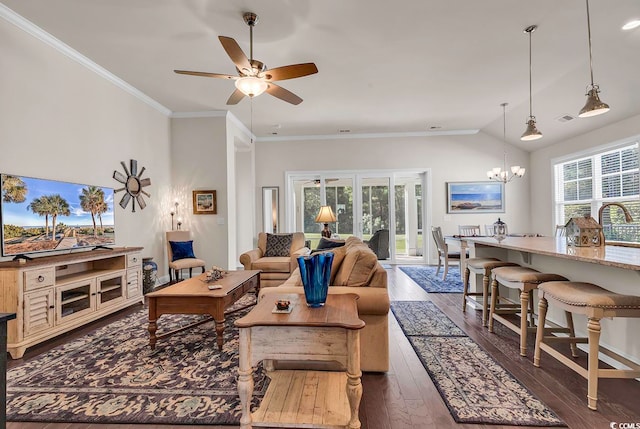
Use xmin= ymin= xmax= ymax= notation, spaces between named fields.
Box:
xmin=565 ymin=215 xmax=603 ymax=247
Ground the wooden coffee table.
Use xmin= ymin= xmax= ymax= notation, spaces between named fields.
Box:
xmin=235 ymin=293 xmax=365 ymax=429
xmin=147 ymin=270 xmax=260 ymax=351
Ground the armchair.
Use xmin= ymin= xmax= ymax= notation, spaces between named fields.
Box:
xmin=364 ymin=229 xmax=389 ymax=260
xmin=239 ymin=232 xmax=309 ymax=287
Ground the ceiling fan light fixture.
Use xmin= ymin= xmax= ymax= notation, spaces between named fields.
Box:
xmin=521 ymin=117 xmax=543 ymax=141
xmin=235 ymin=76 xmax=268 ymax=97
xmin=578 ymin=86 xmax=610 ymax=117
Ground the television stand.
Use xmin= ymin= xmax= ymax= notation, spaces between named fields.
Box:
xmin=0 ymin=246 xmax=144 ymax=359
xmin=11 ymin=254 xmax=33 ymax=262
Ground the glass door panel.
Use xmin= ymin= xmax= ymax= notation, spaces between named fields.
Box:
xmin=325 ymin=177 xmax=354 ymax=240
xmin=394 ymin=174 xmax=423 ymax=259
xmin=361 ymin=177 xmax=390 ymax=259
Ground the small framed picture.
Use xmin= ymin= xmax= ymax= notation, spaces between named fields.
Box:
xmin=192 ymin=190 xmax=217 ymax=214
xmin=446 ymin=181 xmax=504 ymax=213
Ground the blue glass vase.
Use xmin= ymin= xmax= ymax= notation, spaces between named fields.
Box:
xmin=297 ymin=253 xmax=334 ymax=308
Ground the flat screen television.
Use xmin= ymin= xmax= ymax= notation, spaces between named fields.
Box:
xmin=1 ymin=173 xmax=116 ymax=258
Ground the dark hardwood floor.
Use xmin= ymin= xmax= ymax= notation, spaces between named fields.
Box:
xmin=7 ymin=266 xmax=640 ymax=428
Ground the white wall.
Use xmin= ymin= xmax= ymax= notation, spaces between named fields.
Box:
xmin=170 ymin=115 xmax=234 ymax=270
xmin=0 ymin=16 xmax=172 ymax=273
xmin=530 ymin=113 xmax=640 ymax=236
xmin=254 ymin=132 xmax=531 ymax=244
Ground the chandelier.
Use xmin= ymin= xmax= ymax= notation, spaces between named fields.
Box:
xmin=487 ymin=103 xmax=526 ymax=183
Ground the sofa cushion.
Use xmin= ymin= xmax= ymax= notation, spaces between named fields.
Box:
xmin=252 ymin=256 xmax=292 ymax=273
xmin=334 ymin=244 xmax=378 ymax=287
xmin=264 ymin=233 xmax=293 ymax=257
xmin=260 ymin=285 xmax=389 ymax=316
xmin=317 ymin=237 xmax=346 ymax=250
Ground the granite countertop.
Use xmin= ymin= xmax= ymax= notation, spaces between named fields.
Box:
xmin=465 ymin=236 xmax=640 ymax=271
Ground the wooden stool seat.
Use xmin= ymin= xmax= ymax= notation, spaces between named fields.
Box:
xmin=534 ymin=281 xmax=640 ymax=410
xmin=488 ymin=266 xmax=568 ymax=356
xmin=462 ymin=258 xmax=519 ymax=326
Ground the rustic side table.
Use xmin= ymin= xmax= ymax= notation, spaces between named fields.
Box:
xmin=235 ymin=293 xmax=364 ymax=429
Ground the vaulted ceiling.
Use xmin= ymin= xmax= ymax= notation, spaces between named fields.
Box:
xmin=2 ymin=0 xmax=639 ymax=150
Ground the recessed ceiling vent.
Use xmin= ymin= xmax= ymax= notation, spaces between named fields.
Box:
xmin=338 ymin=129 xmax=351 ymax=133
xmin=556 ymin=114 xmax=576 ymax=123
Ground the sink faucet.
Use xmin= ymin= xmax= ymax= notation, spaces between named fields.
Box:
xmin=598 ymin=202 xmax=634 ymax=245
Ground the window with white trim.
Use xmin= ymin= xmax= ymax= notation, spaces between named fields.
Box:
xmin=554 ymin=141 xmax=639 ymax=244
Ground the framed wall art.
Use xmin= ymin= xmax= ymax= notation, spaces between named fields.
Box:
xmin=192 ymin=190 xmax=217 ymax=214
xmin=446 ymin=181 xmax=504 ymax=213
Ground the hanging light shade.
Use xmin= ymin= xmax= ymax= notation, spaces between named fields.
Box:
xmin=521 ymin=118 xmax=543 ymax=141
xmin=521 ymin=25 xmax=542 ymax=141
xmin=578 ymin=0 xmax=610 ymax=118
xmin=235 ymin=76 xmax=268 ymax=97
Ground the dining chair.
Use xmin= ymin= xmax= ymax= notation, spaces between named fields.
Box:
xmin=166 ymin=230 xmax=206 ymax=282
xmin=431 ymin=226 xmax=462 ymax=280
xmin=458 ymin=225 xmax=481 ymax=236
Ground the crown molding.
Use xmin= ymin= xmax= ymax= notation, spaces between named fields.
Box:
xmin=170 ymin=111 xmax=227 ymax=119
xmin=256 ymin=129 xmax=480 ymax=143
xmin=0 ymin=3 xmax=171 ymax=116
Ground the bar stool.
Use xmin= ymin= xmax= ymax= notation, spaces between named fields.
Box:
xmin=488 ymin=266 xmax=568 ymax=356
xmin=534 ymin=281 xmax=640 ymax=410
xmin=463 ymin=258 xmax=519 ymax=326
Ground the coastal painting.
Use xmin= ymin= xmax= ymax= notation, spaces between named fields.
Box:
xmin=447 ymin=181 xmax=504 ymax=213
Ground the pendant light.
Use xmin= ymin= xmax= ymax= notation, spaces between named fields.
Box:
xmin=521 ymin=25 xmax=542 ymax=141
xmin=578 ymin=0 xmax=610 ymax=117
xmin=487 ymin=103 xmax=526 ymax=183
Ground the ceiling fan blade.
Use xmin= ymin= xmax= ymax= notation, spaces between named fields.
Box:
xmin=226 ymin=88 xmax=245 ymax=105
xmin=265 ymin=83 xmax=303 ymax=105
xmin=263 ymin=63 xmax=318 ymax=82
xmin=218 ymin=36 xmax=252 ymax=73
xmin=174 ymin=70 xmax=237 ymax=80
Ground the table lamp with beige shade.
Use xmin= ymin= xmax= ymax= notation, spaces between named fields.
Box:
xmin=315 ymin=205 xmax=337 ymax=238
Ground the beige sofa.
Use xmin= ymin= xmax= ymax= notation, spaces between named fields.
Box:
xmin=239 ymin=232 xmax=309 ymax=288
xmin=259 ymin=236 xmax=390 ymax=372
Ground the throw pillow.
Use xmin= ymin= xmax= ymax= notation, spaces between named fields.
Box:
xmin=169 ymin=240 xmax=196 ymax=261
xmin=264 ymin=233 xmax=293 ymax=257
xmin=316 ymin=237 xmax=346 ymax=250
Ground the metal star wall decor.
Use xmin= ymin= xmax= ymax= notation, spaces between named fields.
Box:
xmin=113 ymin=159 xmax=151 ymax=212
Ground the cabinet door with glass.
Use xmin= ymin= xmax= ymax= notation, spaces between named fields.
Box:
xmin=56 ymin=279 xmax=95 ymax=324
xmin=96 ymin=272 xmax=126 ymax=310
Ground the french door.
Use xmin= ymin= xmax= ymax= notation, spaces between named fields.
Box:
xmin=286 ymin=170 xmax=429 ymax=263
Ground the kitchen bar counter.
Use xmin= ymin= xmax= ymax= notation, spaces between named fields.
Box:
xmin=463 ymin=235 xmax=640 ymax=367
xmin=464 ymin=236 xmax=640 ymax=271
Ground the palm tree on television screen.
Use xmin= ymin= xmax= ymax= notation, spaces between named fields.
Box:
xmin=48 ymin=194 xmax=70 ymax=241
xmin=80 ymin=186 xmax=105 ymax=237
xmin=27 ymin=196 xmax=52 ymax=239
xmin=2 ymin=175 xmax=28 ymax=203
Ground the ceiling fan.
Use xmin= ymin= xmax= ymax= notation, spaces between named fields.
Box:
xmin=174 ymin=12 xmax=318 ymax=106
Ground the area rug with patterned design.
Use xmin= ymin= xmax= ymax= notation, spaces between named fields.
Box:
xmin=398 ymin=265 xmax=464 ymax=293
xmin=6 ymin=295 xmax=268 ymax=425
xmin=390 ymin=301 xmax=565 ymax=426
